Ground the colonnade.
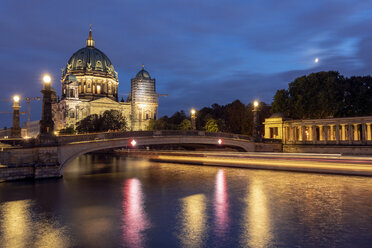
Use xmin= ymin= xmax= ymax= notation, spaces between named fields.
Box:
xmin=283 ymin=117 xmax=372 ymax=145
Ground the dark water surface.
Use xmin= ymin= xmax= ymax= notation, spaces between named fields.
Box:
xmin=1 ymin=153 xmax=372 ymax=248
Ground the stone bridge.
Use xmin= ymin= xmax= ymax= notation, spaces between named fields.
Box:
xmin=0 ymin=130 xmax=281 ymax=181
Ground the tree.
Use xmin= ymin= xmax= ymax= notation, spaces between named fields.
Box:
xmin=76 ymin=114 xmax=100 ymax=133
xmin=100 ymin=110 xmax=127 ymax=131
xmin=76 ymin=110 xmax=127 ymax=133
xmin=269 ymin=71 xmax=372 ymax=119
xmin=271 ymin=89 xmax=290 ymax=116
xmin=224 ymin=100 xmax=249 ymax=134
xmin=179 ymin=119 xmax=191 ymax=130
xmin=59 ymin=126 xmax=76 ymax=134
xmin=204 ymin=118 xmax=219 ymax=132
xmin=146 ymin=117 xmax=170 ymax=130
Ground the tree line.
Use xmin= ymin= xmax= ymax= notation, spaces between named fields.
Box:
xmin=147 ymin=100 xmax=271 ymax=135
xmin=271 ymin=71 xmax=372 ymax=119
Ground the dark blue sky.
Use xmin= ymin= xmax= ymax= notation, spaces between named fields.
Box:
xmin=1 ymin=0 xmax=372 ymax=127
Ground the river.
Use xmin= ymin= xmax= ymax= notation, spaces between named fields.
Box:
xmin=1 ymin=153 xmax=372 ymax=248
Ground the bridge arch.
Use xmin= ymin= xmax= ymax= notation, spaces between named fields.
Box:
xmin=57 ymin=132 xmax=255 ymax=172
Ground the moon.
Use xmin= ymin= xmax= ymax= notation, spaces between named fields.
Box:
xmin=314 ymin=58 xmax=319 ymax=63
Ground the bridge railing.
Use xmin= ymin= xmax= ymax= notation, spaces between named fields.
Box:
xmin=56 ymin=130 xmax=253 ymax=144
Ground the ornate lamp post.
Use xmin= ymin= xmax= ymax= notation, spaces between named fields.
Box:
xmin=39 ymin=74 xmax=55 ymax=137
xmin=252 ymin=100 xmax=261 ymax=141
xmin=190 ymin=108 xmax=196 ymax=130
xmin=11 ymin=95 xmax=21 ymax=138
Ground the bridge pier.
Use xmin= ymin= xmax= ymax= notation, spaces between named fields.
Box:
xmin=0 ymin=146 xmax=62 ymax=181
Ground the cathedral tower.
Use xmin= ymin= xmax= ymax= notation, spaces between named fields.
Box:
xmin=130 ymin=65 xmax=158 ymax=130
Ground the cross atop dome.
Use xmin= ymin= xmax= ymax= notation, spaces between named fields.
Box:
xmin=86 ymin=24 xmax=95 ymax=47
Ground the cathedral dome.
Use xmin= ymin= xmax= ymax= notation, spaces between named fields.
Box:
xmin=136 ymin=66 xmax=151 ymax=79
xmin=62 ymin=27 xmax=117 ymax=81
xmin=61 ymin=26 xmax=119 ymax=102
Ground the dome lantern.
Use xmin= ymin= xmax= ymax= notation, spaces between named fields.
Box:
xmin=86 ymin=24 xmax=95 ymax=47
xmin=136 ymin=65 xmax=151 ymax=79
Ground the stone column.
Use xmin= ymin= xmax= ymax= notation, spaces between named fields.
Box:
xmin=295 ymin=126 xmax=299 ymax=142
xmin=341 ymin=124 xmax=346 ymax=141
xmin=335 ymin=124 xmax=340 ymax=144
xmin=323 ymin=125 xmax=328 ymax=143
xmin=294 ymin=126 xmax=298 ymax=142
xmin=302 ymin=126 xmax=306 ymax=143
xmin=353 ymin=124 xmax=359 ymax=141
xmin=367 ymin=123 xmax=372 ymax=141
xmin=312 ymin=125 xmax=317 ymax=144
xmin=330 ymin=125 xmax=334 ymax=141
xmin=362 ymin=123 xmax=366 ymax=142
xmin=348 ymin=124 xmax=353 ymax=143
xmin=319 ymin=125 xmax=324 ymax=141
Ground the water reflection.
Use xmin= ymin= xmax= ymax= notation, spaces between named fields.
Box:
xmin=0 ymin=200 xmax=32 ymax=248
xmin=242 ymin=180 xmax=273 ymax=248
xmin=0 ymin=200 xmax=68 ymax=248
xmin=122 ymin=178 xmax=150 ymax=248
xmin=214 ymin=169 xmax=229 ymax=238
xmin=179 ymin=194 xmax=207 ymax=248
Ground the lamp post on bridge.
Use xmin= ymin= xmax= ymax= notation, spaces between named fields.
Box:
xmin=39 ymin=74 xmax=55 ymax=140
xmin=190 ymin=108 xmax=197 ymax=130
xmin=252 ymin=100 xmax=261 ymax=141
xmin=11 ymin=95 xmax=21 ymax=138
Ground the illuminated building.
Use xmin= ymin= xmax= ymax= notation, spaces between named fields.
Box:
xmin=52 ymin=27 xmax=159 ymax=131
xmin=263 ymin=114 xmax=372 ymax=144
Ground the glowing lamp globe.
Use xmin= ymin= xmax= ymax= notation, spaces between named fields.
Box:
xmin=43 ymin=75 xmax=51 ymax=84
xmin=253 ymin=100 xmax=259 ymax=108
xmin=13 ymin=95 xmax=20 ymax=102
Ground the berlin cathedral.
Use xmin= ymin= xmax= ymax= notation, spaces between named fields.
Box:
xmin=52 ymin=27 xmax=159 ymax=131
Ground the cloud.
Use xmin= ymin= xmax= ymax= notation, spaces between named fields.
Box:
xmin=0 ymin=0 xmax=372 ymax=126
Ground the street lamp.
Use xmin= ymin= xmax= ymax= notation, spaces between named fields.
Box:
xmin=40 ymin=73 xmax=55 ymax=137
xmin=43 ymin=74 xmax=52 ymax=91
xmin=11 ymin=95 xmax=21 ymax=138
xmin=13 ymin=95 xmax=20 ymax=103
xmin=43 ymin=74 xmax=51 ymax=83
xmin=190 ymin=108 xmax=196 ymax=130
xmin=252 ymin=100 xmax=261 ymax=141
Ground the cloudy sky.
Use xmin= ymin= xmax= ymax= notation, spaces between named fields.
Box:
xmin=1 ymin=0 xmax=372 ymax=127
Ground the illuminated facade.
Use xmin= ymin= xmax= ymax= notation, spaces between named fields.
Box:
xmin=263 ymin=114 xmax=372 ymax=144
xmin=52 ymin=27 xmax=158 ymax=131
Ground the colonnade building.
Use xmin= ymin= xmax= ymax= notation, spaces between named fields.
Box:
xmin=264 ymin=114 xmax=372 ymax=145
xmin=52 ymin=27 xmax=158 ymax=131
